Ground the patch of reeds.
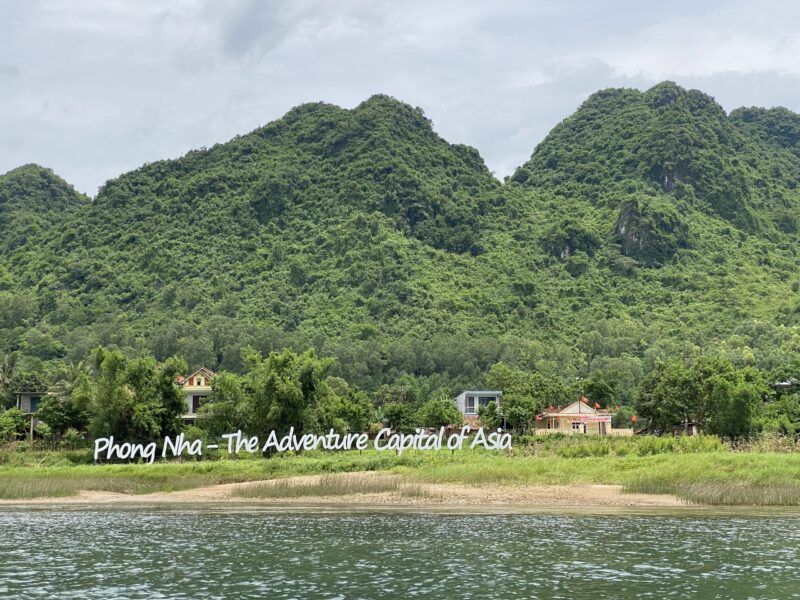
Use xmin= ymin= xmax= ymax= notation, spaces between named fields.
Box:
xmin=624 ymin=477 xmax=800 ymax=506
xmin=0 ymin=478 xmax=82 ymax=499
xmin=517 ymin=434 xmax=725 ymax=458
xmin=234 ymin=473 xmax=430 ymax=499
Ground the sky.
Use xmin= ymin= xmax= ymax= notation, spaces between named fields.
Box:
xmin=4 ymin=0 xmax=800 ymax=195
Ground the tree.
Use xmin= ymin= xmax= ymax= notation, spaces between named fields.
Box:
xmin=326 ymin=377 xmax=375 ymax=432
xmin=635 ymin=360 xmax=696 ymax=433
xmin=635 ymin=356 xmax=766 ymax=438
xmin=701 ymin=362 xmax=764 ymax=439
xmin=90 ymin=348 xmax=152 ymax=441
xmin=486 ymin=363 xmax=569 ymax=434
xmin=760 ymin=393 xmax=800 ymax=436
xmin=89 ymin=348 xmax=186 ymax=442
xmin=0 ymin=408 xmax=27 ymax=442
xmin=36 ymin=360 xmax=92 ymax=437
xmin=35 ymin=396 xmax=71 ymax=438
xmin=584 ymin=369 xmax=624 ymax=408
xmin=49 ymin=361 xmax=90 ymax=407
xmin=382 ymin=402 xmax=417 ymax=433
xmin=478 ymin=400 xmax=501 ymax=429
xmin=246 ymin=348 xmax=336 ymax=435
xmin=371 ymin=383 xmax=419 ymax=408
xmin=0 ymin=351 xmax=18 ymax=408
xmin=152 ymin=356 xmax=187 ymax=439
xmin=197 ymin=371 xmax=249 ymax=438
xmin=416 ymin=395 xmax=462 ymax=428
xmin=337 ymin=390 xmax=375 ymax=432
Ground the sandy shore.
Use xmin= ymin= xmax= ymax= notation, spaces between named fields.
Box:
xmin=0 ymin=472 xmax=688 ymax=510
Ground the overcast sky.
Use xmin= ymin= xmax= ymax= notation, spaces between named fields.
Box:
xmin=4 ymin=0 xmax=800 ymax=195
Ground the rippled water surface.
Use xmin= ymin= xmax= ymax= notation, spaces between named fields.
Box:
xmin=1 ymin=508 xmax=799 ymax=599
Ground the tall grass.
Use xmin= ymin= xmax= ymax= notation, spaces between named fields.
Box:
xmin=0 ymin=451 xmax=427 ymax=499
xmin=625 ymin=479 xmax=800 ymax=506
xmin=234 ymin=473 xmax=429 ymax=499
xmin=5 ymin=437 xmax=800 ymax=505
xmin=518 ymin=434 xmax=724 ymax=458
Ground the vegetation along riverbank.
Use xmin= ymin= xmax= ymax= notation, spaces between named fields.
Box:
xmin=4 ymin=435 xmax=800 ymax=507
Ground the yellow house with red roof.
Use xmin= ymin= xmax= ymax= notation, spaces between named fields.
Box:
xmin=178 ymin=367 xmax=215 ymax=422
xmin=534 ymin=398 xmax=631 ymax=436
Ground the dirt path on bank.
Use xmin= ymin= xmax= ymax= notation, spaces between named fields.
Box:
xmin=0 ymin=471 xmax=687 ymax=509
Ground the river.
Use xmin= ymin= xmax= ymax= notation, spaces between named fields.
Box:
xmin=1 ymin=507 xmax=798 ymax=598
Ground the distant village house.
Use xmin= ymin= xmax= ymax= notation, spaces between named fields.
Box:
xmin=534 ymin=399 xmax=631 ymax=436
xmin=177 ymin=367 xmax=215 ymax=423
xmin=15 ymin=389 xmax=47 ymax=439
xmin=15 ymin=390 xmax=46 ymax=416
xmin=453 ymin=390 xmax=502 ymax=427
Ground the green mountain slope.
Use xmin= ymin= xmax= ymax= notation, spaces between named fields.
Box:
xmin=1 ymin=83 xmax=799 ymax=394
xmin=512 ymin=81 xmax=800 ymax=234
xmin=0 ymin=164 xmax=88 ymax=253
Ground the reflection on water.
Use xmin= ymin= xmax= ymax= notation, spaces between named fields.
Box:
xmin=0 ymin=508 xmax=799 ymax=599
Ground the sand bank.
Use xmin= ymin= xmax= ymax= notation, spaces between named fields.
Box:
xmin=0 ymin=471 xmax=686 ymax=509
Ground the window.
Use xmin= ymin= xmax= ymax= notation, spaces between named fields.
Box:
xmin=572 ymin=422 xmax=584 ymax=433
xmin=29 ymin=396 xmax=41 ymax=413
xmin=478 ymin=396 xmax=495 ymax=409
xmin=465 ymin=396 xmax=476 ymax=414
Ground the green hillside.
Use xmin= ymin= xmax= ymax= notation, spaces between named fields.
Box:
xmin=1 ymin=82 xmax=800 ymax=398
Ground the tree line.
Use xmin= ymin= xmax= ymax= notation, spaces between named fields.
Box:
xmin=1 ymin=344 xmax=799 ymax=449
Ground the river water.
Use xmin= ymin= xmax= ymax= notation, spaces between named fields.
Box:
xmin=0 ymin=508 xmax=798 ymax=599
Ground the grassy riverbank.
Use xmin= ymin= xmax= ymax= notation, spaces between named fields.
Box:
xmin=2 ymin=436 xmax=800 ymax=506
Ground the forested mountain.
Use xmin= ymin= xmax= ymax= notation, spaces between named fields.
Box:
xmin=1 ymin=82 xmax=799 ymax=399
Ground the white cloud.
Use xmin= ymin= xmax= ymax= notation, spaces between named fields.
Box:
xmin=598 ymin=16 xmax=800 ymax=79
xmin=2 ymin=0 xmax=800 ymax=194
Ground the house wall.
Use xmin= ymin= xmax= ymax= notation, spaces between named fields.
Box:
xmin=17 ymin=395 xmax=31 ymax=414
xmin=534 ymin=416 xmax=628 ymax=436
xmin=181 ymin=369 xmax=215 ymax=415
xmin=16 ymin=393 xmax=43 ymax=414
xmin=453 ymin=391 xmax=502 ymax=416
xmin=455 ymin=392 xmax=467 ymax=414
xmin=186 ymin=375 xmax=209 ymax=387
xmin=183 ymin=389 xmax=211 ymax=414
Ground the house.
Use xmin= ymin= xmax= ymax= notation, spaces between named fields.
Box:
xmin=533 ymin=399 xmax=631 ymax=436
xmin=15 ymin=390 xmax=47 ymax=439
xmin=453 ymin=390 xmax=503 ymax=427
xmin=15 ymin=390 xmax=47 ymax=416
xmin=178 ymin=367 xmax=215 ymax=423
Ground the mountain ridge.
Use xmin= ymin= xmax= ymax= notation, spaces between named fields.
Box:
xmin=1 ymin=82 xmax=799 ymax=396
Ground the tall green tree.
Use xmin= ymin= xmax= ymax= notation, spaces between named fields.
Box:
xmin=382 ymin=402 xmax=417 ymax=433
xmin=198 ymin=371 xmax=249 ymax=437
xmin=635 ymin=360 xmax=697 ymax=432
xmin=416 ymin=394 xmax=463 ymax=428
xmin=36 ymin=360 xmax=92 ymax=437
xmin=486 ymin=362 xmax=569 ymax=433
xmin=636 ymin=356 xmax=766 ymax=438
xmin=0 ymin=351 xmax=18 ymax=408
xmin=89 ymin=348 xmax=186 ymax=442
xmin=246 ymin=348 xmax=336 ymax=435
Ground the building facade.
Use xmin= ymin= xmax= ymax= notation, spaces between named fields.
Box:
xmin=15 ymin=391 xmax=46 ymax=415
xmin=453 ymin=390 xmax=503 ymax=427
xmin=15 ymin=390 xmax=47 ymax=439
xmin=533 ymin=399 xmax=631 ymax=436
xmin=178 ymin=367 xmax=215 ymax=422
